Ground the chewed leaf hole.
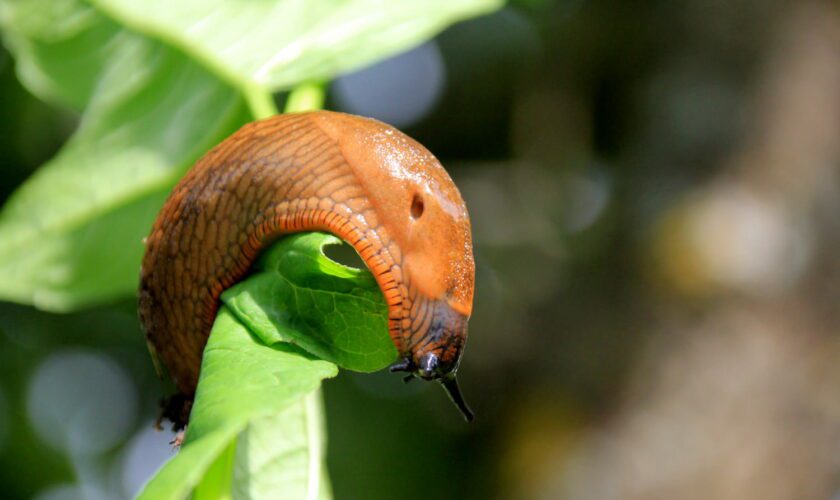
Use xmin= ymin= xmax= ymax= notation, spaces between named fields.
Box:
xmin=323 ymin=240 xmax=366 ymax=270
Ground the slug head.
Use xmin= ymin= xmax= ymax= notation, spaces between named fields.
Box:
xmin=388 ymin=301 xmax=474 ymax=422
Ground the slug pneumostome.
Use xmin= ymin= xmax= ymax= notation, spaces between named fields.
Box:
xmin=138 ymin=111 xmax=476 ymax=424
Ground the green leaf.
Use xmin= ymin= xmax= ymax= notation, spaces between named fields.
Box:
xmin=194 ymin=439 xmax=236 ymax=500
xmin=137 ymin=306 xmax=338 ymax=499
xmin=0 ymin=0 xmax=123 ymax=110
xmin=90 ymin=0 xmax=503 ymax=91
xmin=222 ymin=233 xmax=396 ymax=372
xmin=232 ymin=391 xmax=330 ymax=499
xmin=0 ymin=0 xmax=250 ymax=310
xmin=140 ymin=233 xmax=389 ymax=499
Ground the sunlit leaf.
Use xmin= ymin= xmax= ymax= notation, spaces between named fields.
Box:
xmin=0 ymin=0 xmax=123 ymax=110
xmin=92 ymin=0 xmax=503 ymax=90
xmin=0 ymin=38 xmax=248 ymax=310
xmin=222 ymin=232 xmax=396 ymax=372
xmin=139 ymin=233 xmax=389 ymax=498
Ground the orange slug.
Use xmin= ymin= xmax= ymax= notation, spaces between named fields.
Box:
xmin=138 ymin=111 xmax=475 ymax=424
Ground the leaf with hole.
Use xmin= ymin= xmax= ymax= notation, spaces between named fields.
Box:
xmin=138 ymin=232 xmax=390 ymax=499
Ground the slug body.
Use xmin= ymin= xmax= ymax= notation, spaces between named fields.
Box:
xmin=139 ymin=111 xmax=475 ymax=421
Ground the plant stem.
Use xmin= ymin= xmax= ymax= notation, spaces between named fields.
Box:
xmin=285 ymin=82 xmax=326 ymax=113
xmin=244 ymin=85 xmax=279 ymax=119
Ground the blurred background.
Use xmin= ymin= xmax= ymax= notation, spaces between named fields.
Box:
xmin=1 ymin=0 xmax=839 ymax=499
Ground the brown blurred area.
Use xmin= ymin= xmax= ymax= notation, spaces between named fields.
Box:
xmin=468 ymin=2 xmax=840 ymax=499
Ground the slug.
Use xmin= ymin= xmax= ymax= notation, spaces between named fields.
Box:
xmin=138 ymin=111 xmax=475 ymax=424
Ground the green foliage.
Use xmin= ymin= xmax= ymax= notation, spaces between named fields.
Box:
xmin=91 ymin=0 xmax=501 ymax=92
xmin=0 ymin=0 xmax=248 ymax=310
xmin=0 ymin=0 xmax=501 ymax=496
xmin=0 ymin=0 xmax=120 ymax=110
xmin=0 ymin=0 xmax=502 ymax=312
xmin=139 ymin=233 xmax=391 ymax=499
xmin=223 ymin=232 xmax=396 ymax=372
